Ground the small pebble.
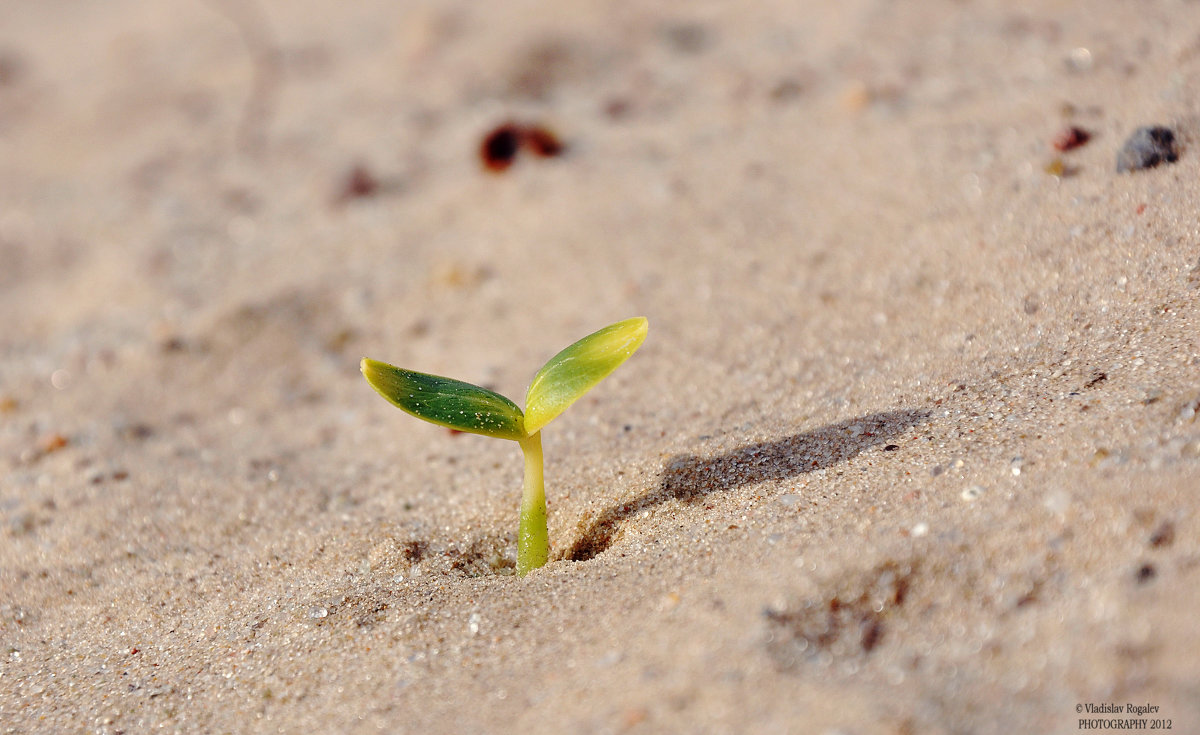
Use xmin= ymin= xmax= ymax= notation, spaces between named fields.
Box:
xmin=1010 ymin=457 xmax=1025 ymax=476
xmin=1116 ymin=126 xmax=1178 ymax=173
xmin=1052 ymin=126 xmax=1090 ymax=152
xmin=479 ymin=121 xmax=564 ymax=172
xmin=1066 ymin=47 xmax=1093 ymax=72
xmin=481 ymin=124 xmax=522 ymax=171
xmin=37 ymin=433 xmax=68 ymax=454
xmin=332 ymin=163 xmax=380 ymax=204
xmin=118 ymin=422 xmax=154 ymax=441
xmin=1149 ymin=521 xmax=1175 ymax=548
xmin=961 ymin=485 xmax=985 ymax=501
xmin=1135 ymin=563 xmax=1156 ymax=584
xmin=1177 ymin=399 xmax=1198 ymax=423
xmin=523 ymin=127 xmax=563 ymax=158
xmin=50 ymin=369 xmax=71 ymax=390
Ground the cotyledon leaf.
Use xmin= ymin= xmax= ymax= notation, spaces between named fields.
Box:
xmin=361 ymin=358 xmax=525 ymax=440
xmin=523 ymin=316 xmax=648 ymax=435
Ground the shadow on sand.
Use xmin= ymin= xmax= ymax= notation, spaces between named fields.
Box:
xmin=563 ymin=409 xmax=929 ymax=562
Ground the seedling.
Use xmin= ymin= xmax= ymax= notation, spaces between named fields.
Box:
xmin=361 ymin=317 xmax=648 ymax=575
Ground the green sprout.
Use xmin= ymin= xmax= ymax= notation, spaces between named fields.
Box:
xmin=361 ymin=317 xmax=648 ymax=576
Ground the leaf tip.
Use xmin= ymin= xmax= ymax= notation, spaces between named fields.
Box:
xmin=628 ymin=315 xmax=649 ymax=342
xmin=360 ymin=358 xmax=394 ymax=399
xmin=361 ymin=357 xmax=386 ymax=385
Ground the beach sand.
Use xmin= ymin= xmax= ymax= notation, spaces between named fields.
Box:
xmin=2 ymin=1 xmax=1199 ymax=732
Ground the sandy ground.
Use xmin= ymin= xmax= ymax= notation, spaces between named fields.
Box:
xmin=3 ymin=1 xmax=1200 ymax=733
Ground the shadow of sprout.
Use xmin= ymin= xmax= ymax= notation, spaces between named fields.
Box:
xmin=564 ymin=409 xmax=929 ymax=563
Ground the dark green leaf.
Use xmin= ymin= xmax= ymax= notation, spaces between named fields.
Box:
xmin=361 ymin=358 xmax=525 ymax=440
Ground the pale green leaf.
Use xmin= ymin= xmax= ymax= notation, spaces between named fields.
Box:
xmin=361 ymin=358 xmax=525 ymax=440
xmin=523 ymin=317 xmax=648 ymax=435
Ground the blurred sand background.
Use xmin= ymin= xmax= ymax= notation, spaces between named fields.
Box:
xmin=3 ymin=1 xmax=1200 ymax=732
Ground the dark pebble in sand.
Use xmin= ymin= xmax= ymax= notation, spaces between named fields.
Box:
xmin=1116 ymin=126 xmax=1178 ymax=173
xmin=1052 ymin=126 xmax=1090 ymax=152
xmin=1136 ymin=563 xmax=1157 ymax=584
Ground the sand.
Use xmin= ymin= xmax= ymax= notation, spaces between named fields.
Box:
xmin=2 ymin=1 xmax=1200 ymax=732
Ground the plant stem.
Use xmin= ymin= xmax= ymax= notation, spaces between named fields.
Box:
xmin=517 ymin=431 xmax=548 ymax=575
